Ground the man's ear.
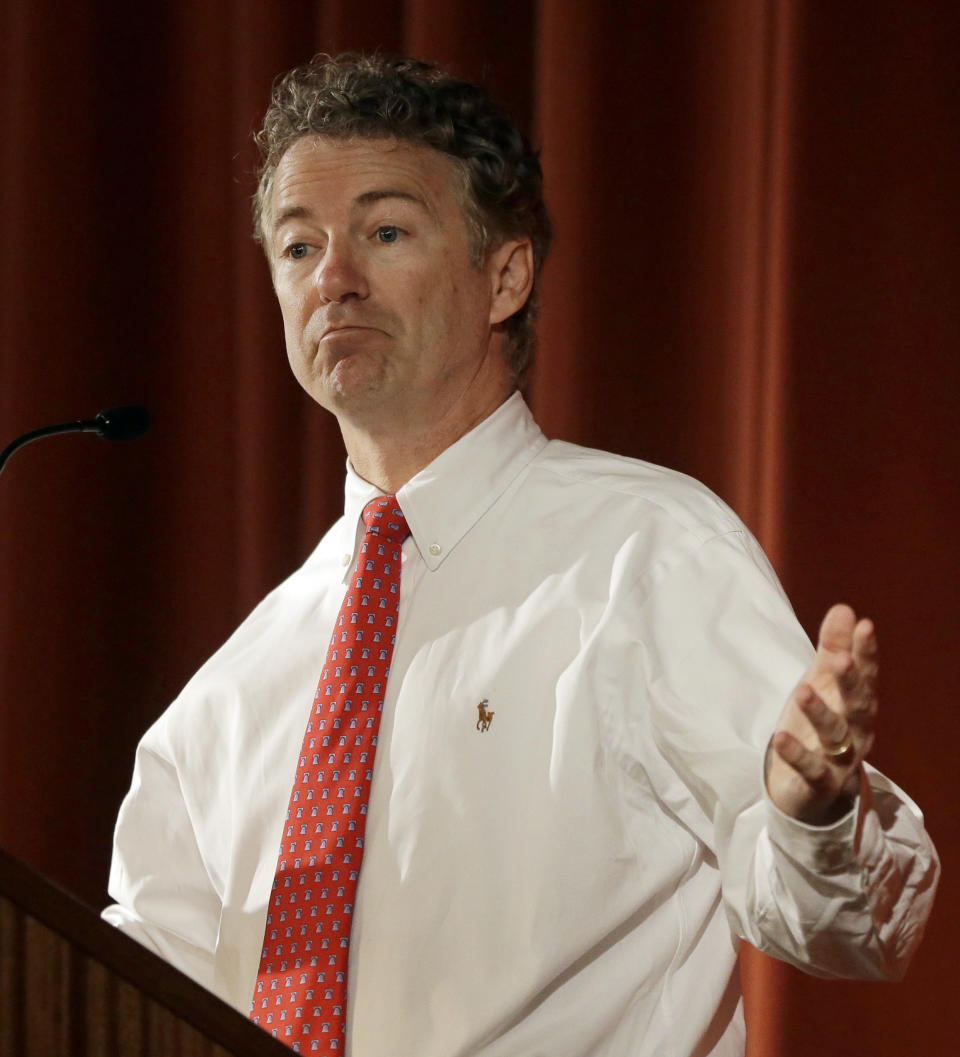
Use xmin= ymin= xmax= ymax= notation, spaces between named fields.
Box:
xmin=488 ymin=239 xmax=534 ymax=326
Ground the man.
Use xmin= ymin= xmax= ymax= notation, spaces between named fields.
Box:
xmin=104 ymin=54 xmax=938 ymax=1057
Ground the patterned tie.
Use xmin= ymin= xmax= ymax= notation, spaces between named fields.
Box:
xmin=251 ymin=496 xmax=410 ymax=1053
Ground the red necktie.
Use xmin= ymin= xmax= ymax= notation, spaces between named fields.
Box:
xmin=251 ymin=496 xmax=410 ymax=1053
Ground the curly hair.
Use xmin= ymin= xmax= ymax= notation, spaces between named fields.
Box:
xmin=253 ymin=53 xmax=552 ymax=384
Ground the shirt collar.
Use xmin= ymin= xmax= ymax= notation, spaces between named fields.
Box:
xmin=338 ymin=392 xmax=548 ymax=576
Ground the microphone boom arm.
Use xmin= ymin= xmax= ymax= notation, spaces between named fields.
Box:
xmin=0 ymin=406 xmax=151 ymax=477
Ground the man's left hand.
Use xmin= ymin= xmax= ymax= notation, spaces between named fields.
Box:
xmin=766 ymin=603 xmax=878 ymax=825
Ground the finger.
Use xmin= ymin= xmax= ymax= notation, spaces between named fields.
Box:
xmin=795 ymin=683 xmax=849 ymax=749
xmin=841 ymin=620 xmax=880 ymax=723
xmin=809 ymin=605 xmax=858 ymax=698
xmin=834 ymin=649 xmax=859 ymax=694
xmin=852 ymin=617 xmax=879 ymax=682
xmin=817 ymin=603 xmax=857 ymax=655
xmin=806 ymin=644 xmax=857 ymax=711
xmin=771 ymin=730 xmax=835 ymax=790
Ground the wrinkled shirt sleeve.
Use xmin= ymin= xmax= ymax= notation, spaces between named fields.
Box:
xmin=628 ymin=528 xmax=939 ymax=981
xmin=102 ymin=710 xmax=221 ymax=991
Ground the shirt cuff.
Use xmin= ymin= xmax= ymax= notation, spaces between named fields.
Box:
xmin=762 ymin=785 xmax=861 ymax=873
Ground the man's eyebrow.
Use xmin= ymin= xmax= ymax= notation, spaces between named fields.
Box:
xmin=272 ymin=204 xmax=311 ymax=232
xmin=354 ymin=189 xmax=434 ymax=216
xmin=271 ymin=190 xmax=434 ymax=236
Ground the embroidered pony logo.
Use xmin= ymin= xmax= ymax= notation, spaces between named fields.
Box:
xmin=476 ymin=698 xmax=495 ymax=732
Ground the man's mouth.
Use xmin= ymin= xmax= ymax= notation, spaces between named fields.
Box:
xmin=320 ymin=325 xmax=379 ymax=341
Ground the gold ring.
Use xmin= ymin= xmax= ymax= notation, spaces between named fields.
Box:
xmin=824 ymin=738 xmax=853 ymax=758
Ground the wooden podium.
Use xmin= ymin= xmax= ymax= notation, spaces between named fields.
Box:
xmin=0 ymin=847 xmax=291 ymax=1056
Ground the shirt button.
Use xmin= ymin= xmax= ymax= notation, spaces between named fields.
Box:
xmin=428 ymin=543 xmax=442 ymax=556
xmin=342 ymin=553 xmax=351 ymax=566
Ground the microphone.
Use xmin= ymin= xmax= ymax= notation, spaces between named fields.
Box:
xmin=91 ymin=405 xmax=151 ymax=441
xmin=0 ymin=405 xmax=151 ymax=476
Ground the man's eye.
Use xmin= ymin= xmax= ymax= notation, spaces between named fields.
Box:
xmin=376 ymin=226 xmax=400 ymax=244
xmin=288 ymin=243 xmax=309 ymax=260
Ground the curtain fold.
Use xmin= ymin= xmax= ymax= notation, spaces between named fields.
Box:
xmin=1 ymin=3 xmax=954 ymax=1054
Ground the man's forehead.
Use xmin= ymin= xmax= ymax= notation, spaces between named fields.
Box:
xmin=271 ymin=134 xmax=460 ymax=208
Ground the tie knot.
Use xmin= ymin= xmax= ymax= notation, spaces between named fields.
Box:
xmin=361 ymin=495 xmax=409 ymax=541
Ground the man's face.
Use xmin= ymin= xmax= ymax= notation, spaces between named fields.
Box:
xmin=266 ymin=135 xmax=518 ymax=434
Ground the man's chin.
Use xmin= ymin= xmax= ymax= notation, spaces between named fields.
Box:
xmin=320 ymin=354 xmax=388 ymax=411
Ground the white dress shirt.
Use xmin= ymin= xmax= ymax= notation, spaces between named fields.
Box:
xmin=104 ymin=392 xmax=938 ymax=1057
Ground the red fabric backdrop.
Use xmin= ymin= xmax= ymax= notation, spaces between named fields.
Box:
xmin=1 ymin=2 xmax=955 ymax=1054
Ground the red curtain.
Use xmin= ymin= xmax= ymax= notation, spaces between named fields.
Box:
xmin=1 ymin=2 xmax=955 ymax=1054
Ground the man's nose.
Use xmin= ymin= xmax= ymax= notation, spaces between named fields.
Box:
xmin=315 ymin=239 xmax=369 ymax=304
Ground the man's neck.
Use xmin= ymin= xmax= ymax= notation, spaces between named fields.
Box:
xmin=341 ymin=386 xmax=514 ymax=493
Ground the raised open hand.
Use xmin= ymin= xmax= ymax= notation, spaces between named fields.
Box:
xmin=765 ymin=603 xmax=879 ymax=825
